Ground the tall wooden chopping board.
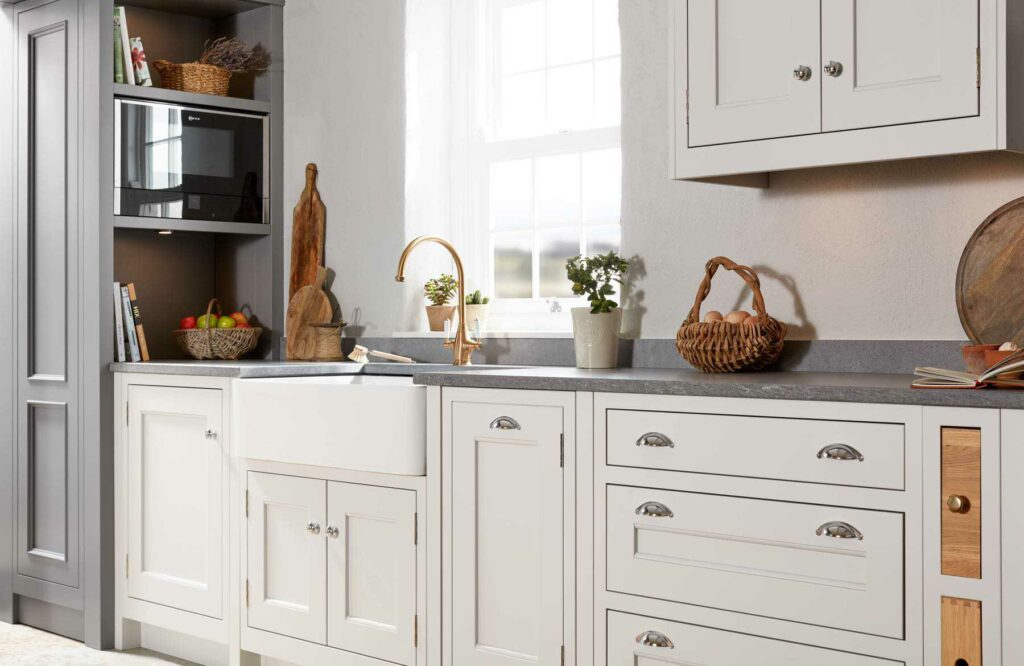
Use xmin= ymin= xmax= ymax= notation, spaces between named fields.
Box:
xmin=289 ymin=163 xmax=326 ymax=299
xmin=957 ymin=196 xmax=1024 ymax=346
xmin=286 ymin=266 xmax=332 ymax=360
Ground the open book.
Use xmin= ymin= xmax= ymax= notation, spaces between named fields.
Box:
xmin=913 ymin=349 xmax=1024 ymax=388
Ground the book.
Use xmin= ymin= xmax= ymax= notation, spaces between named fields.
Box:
xmin=121 ymin=286 xmax=141 ymax=362
xmin=114 ymin=7 xmax=135 ymax=85
xmin=913 ymin=349 xmax=1024 ymax=388
xmin=129 ymin=37 xmax=153 ymax=87
xmin=113 ymin=282 xmax=126 ymax=362
xmin=126 ymin=283 xmax=150 ymax=362
xmin=113 ymin=11 xmax=125 ymax=84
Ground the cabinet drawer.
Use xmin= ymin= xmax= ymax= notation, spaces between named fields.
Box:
xmin=606 ymin=409 xmax=905 ymax=489
xmin=606 ymin=485 xmax=904 ymax=638
xmin=607 ymin=610 xmax=901 ymax=666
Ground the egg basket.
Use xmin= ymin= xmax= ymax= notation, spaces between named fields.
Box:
xmin=676 ymin=257 xmax=787 ymax=373
xmin=174 ymin=299 xmax=262 ymax=360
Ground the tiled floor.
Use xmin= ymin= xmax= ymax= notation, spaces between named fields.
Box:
xmin=0 ymin=622 xmax=195 ymax=665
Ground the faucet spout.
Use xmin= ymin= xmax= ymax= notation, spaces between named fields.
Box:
xmin=394 ymin=236 xmax=481 ymax=365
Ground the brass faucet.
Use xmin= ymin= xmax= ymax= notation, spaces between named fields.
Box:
xmin=395 ymin=236 xmax=482 ymax=365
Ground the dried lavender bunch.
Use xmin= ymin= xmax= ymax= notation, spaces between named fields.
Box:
xmin=199 ymin=37 xmax=271 ymax=74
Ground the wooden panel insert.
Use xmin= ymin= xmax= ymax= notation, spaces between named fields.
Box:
xmin=942 ymin=597 xmax=982 ymax=666
xmin=941 ymin=427 xmax=982 ymax=578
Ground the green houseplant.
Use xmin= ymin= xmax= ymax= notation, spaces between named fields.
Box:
xmin=565 ymin=252 xmax=630 ymax=368
xmin=424 ymin=274 xmax=458 ymax=332
xmin=464 ymin=290 xmax=491 ymax=336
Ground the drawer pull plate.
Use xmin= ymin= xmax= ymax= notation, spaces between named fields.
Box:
xmin=635 ymin=630 xmax=674 ymax=649
xmin=635 ymin=501 xmax=674 ymax=518
xmin=489 ymin=416 xmax=521 ymax=431
xmin=817 ymin=443 xmax=864 ymax=462
xmin=816 ymin=521 xmax=863 ymax=540
xmin=636 ymin=432 xmax=674 ymax=448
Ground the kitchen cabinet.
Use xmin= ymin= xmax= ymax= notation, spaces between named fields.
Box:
xmin=445 ymin=389 xmax=575 ymax=666
xmin=672 ymin=0 xmax=1020 ymax=181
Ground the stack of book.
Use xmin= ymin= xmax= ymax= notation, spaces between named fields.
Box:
xmin=113 ymin=282 xmax=150 ymax=363
xmin=114 ymin=7 xmax=152 ymax=87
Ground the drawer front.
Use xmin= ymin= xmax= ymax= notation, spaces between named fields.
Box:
xmin=607 ymin=409 xmax=905 ymax=489
xmin=606 ymin=485 xmax=904 ymax=638
xmin=608 ymin=610 xmax=902 ymax=666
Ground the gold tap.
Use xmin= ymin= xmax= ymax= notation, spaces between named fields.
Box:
xmin=395 ymin=236 xmax=481 ymax=365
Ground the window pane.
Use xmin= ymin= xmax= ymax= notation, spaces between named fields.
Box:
xmin=547 ymin=0 xmax=592 ymax=66
xmin=535 ymin=153 xmax=580 ymax=227
xmin=547 ymin=63 xmax=593 ymax=132
xmin=538 ymin=228 xmax=579 ymax=298
xmin=501 ymin=1 xmax=545 ymax=75
xmin=494 ymin=233 xmax=534 ymax=298
xmin=500 ymin=71 xmax=546 ymax=139
xmin=582 ymin=148 xmax=620 ymax=225
xmin=594 ymin=57 xmax=620 ymax=127
xmin=585 ymin=224 xmax=620 ymax=256
xmin=490 ymin=159 xmax=533 ymax=230
xmin=594 ymin=0 xmax=620 ymax=58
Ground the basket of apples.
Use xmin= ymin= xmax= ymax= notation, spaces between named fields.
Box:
xmin=174 ymin=299 xmax=262 ymax=360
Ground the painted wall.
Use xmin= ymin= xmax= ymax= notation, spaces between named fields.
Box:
xmin=284 ymin=0 xmax=1024 ymax=341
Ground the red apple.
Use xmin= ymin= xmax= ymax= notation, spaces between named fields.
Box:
xmin=229 ymin=311 xmax=248 ymax=325
xmin=179 ymin=316 xmax=197 ymax=330
xmin=235 ymin=322 xmax=252 ymax=329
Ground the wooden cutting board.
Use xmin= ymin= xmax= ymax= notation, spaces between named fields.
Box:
xmin=286 ymin=266 xmax=332 ymax=360
xmin=289 ymin=163 xmax=326 ymax=299
xmin=957 ymin=196 xmax=1024 ymax=346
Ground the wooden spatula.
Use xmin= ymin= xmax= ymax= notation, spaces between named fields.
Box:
xmin=286 ymin=266 xmax=332 ymax=360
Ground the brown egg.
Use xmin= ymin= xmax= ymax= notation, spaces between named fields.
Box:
xmin=703 ymin=310 xmax=724 ymax=323
xmin=724 ymin=310 xmax=751 ymax=325
xmin=743 ymin=315 xmax=760 ymax=327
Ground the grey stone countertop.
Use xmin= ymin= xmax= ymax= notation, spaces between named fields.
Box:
xmin=110 ymin=361 xmax=1024 ymax=408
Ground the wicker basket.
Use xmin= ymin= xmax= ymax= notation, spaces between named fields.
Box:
xmin=153 ymin=60 xmax=232 ymax=96
xmin=174 ymin=299 xmax=261 ymax=360
xmin=676 ymin=257 xmax=787 ymax=373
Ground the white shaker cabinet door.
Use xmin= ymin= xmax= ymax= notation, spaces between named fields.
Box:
xmin=451 ymin=402 xmax=565 ymax=666
xmin=246 ymin=472 xmax=327 ymax=644
xmin=687 ymin=0 xmax=821 ymax=146
xmin=822 ymin=0 xmax=978 ymax=132
xmin=326 ymin=482 xmax=417 ymax=665
xmin=126 ymin=385 xmax=224 ymax=618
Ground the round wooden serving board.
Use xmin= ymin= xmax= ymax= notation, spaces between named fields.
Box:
xmin=957 ymin=196 xmax=1024 ymax=346
xmin=286 ymin=266 xmax=332 ymax=360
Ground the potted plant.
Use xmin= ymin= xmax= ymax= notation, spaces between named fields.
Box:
xmin=565 ymin=252 xmax=630 ymax=368
xmin=424 ymin=274 xmax=458 ymax=332
xmin=464 ymin=290 xmax=491 ymax=335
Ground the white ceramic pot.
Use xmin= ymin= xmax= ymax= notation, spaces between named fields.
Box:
xmin=571 ymin=307 xmax=622 ymax=369
xmin=464 ymin=303 xmax=490 ymax=335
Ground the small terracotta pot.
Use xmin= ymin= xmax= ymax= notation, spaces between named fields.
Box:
xmin=963 ymin=344 xmax=1000 ymax=375
xmin=426 ymin=305 xmax=457 ymax=332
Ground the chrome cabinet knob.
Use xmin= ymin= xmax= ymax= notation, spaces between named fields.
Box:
xmin=635 ymin=630 xmax=674 ymax=649
xmin=816 ymin=521 xmax=863 ymax=540
xmin=635 ymin=501 xmax=674 ymax=518
xmin=489 ymin=416 xmax=521 ymax=431
xmin=793 ymin=65 xmax=813 ymax=81
xmin=326 ymin=526 xmax=340 ymax=538
xmin=817 ymin=443 xmax=864 ymax=462
xmin=947 ymin=495 xmax=971 ymax=514
xmin=635 ymin=432 xmax=674 ymax=448
xmin=307 ymin=522 xmax=320 ymax=535
xmin=824 ymin=60 xmax=844 ymax=77
xmin=204 ymin=429 xmax=218 ymax=440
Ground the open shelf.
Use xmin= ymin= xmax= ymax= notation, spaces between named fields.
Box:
xmin=113 ymin=82 xmax=270 ymax=114
xmin=115 ymin=215 xmax=272 ymax=236
xmin=123 ymin=0 xmax=282 ymax=20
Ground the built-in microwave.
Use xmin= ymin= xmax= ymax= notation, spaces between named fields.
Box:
xmin=114 ymin=99 xmax=268 ymax=224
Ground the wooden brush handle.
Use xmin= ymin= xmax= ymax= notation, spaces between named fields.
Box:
xmin=368 ymin=350 xmax=415 ymax=363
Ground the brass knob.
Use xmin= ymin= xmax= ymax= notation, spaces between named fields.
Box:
xmin=947 ymin=495 xmax=971 ymax=514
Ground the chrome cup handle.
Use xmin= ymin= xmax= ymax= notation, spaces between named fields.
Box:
xmin=635 ymin=432 xmax=674 ymax=448
xmin=816 ymin=521 xmax=863 ymax=540
xmin=635 ymin=501 xmax=674 ymax=518
xmin=635 ymin=630 xmax=675 ymax=649
xmin=817 ymin=443 xmax=864 ymax=462
xmin=489 ymin=416 xmax=521 ymax=431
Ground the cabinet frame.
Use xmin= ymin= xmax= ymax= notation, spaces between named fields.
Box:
xmin=670 ymin=0 xmax=1017 ymax=181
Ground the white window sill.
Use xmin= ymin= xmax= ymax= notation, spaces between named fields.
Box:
xmin=391 ymin=330 xmax=572 ymax=339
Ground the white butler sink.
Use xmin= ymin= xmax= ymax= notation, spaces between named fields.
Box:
xmin=234 ymin=375 xmax=427 ymax=475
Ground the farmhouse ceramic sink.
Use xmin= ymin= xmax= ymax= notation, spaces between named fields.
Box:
xmin=233 ymin=375 xmax=427 ymax=475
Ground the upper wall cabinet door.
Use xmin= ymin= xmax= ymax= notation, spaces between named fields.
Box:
xmin=126 ymin=385 xmax=224 ymax=619
xmin=821 ymin=0 xmax=979 ymax=132
xmin=15 ymin=0 xmax=80 ymax=590
xmin=687 ymin=0 xmax=821 ymax=146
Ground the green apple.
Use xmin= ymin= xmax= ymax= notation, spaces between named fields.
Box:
xmin=217 ymin=315 xmax=237 ymax=329
xmin=197 ymin=314 xmax=214 ymax=329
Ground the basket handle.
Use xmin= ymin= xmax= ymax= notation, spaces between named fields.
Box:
xmin=204 ymin=298 xmax=222 ymax=339
xmin=686 ymin=256 xmax=768 ymax=324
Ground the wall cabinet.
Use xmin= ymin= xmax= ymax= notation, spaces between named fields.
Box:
xmin=444 ymin=389 xmax=575 ymax=666
xmin=673 ymin=0 xmax=1021 ymax=180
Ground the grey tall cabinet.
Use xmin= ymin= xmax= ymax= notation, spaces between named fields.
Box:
xmin=0 ymin=0 xmax=284 ymax=650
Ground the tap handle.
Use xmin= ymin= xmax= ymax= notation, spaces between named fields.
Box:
xmin=443 ymin=318 xmax=451 ymax=342
xmin=472 ymin=318 xmax=481 ymax=342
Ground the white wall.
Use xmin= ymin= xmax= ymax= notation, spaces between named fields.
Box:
xmin=285 ymin=0 xmax=1024 ymax=341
